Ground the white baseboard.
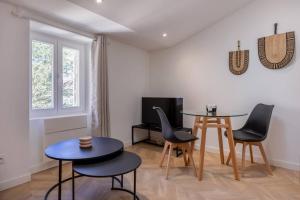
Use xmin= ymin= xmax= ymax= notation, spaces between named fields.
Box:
xmin=1 ymin=161 xmax=71 ymax=192
xmin=195 ymin=144 xmax=300 ymax=171
xmin=0 ymin=173 xmax=31 ymax=192
xmin=31 ymin=160 xmax=72 ymax=174
xmin=124 ymin=140 xmax=132 ymax=148
xmin=271 ymin=159 xmax=300 ymax=171
xmin=30 ymin=160 xmax=58 ymax=174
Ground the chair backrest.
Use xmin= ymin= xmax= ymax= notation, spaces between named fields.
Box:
xmin=242 ymin=103 xmax=274 ymax=139
xmin=153 ymin=107 xmax=177 ymax=142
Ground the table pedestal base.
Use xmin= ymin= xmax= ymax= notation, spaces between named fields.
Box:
xmin=191 ymin=116 xmax=240 ymax=181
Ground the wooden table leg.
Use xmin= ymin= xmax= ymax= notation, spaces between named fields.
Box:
xmin=191 ymin=116 xmax=200 ymax=154
xmin=198 ymin=117 xmax=208 ymax=181
xmin=224 ymin=117 xmax=240 ymax=180
xmin=188 ymin=116 xmax=200 ymax=164
xmin=217 ymin=118 xmax=225 ymax=164
xmin=226 ymin=141 xmax=237 ymax=165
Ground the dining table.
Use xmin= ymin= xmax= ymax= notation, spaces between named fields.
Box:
xmin=182 ymin=109 xmax=247 ymax=181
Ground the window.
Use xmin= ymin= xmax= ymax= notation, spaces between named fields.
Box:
xmin=30 ymin=33 xmax=87 ymax=117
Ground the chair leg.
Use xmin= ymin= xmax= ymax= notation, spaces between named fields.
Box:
xmin=187 ymin=143 xmax=197 ymax=177
xmin=242 ymin=142 xmax=247 ymax=168
xmin=160 ymin=142 xmax=169 ymax=167
xmin=166 ymin=143 xmax=173 ymax=179
xmin=258 ymin=143 xmax=273 ymax=175
xmin=182 ymin=144 xmax=188 ymax=166
xmin=249 ymin=144 xmax=254 ymax=163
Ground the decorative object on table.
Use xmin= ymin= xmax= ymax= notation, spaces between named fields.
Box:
xmin=258 ymin=23 xmax=295 ymax=69
xmin=206 ymin=104 xmax=217 ymax=113
xmin=79 ymin=136 xmax=92 ymax=148
xmin=229 ymin=40 xmax=249 ymax=75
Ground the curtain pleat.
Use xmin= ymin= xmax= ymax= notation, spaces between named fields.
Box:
xmin=91 ymin=35 xmax=110 ymax=137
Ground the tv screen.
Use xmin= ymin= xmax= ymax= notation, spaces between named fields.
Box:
xmin=142 ymin=97 xmax=183 ymax=128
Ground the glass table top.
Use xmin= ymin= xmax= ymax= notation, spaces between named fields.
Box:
xmin=181 ymin=110 xmax=248 ymax=118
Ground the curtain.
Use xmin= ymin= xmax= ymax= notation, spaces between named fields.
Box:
xmin=90 ymin=35 xmax=110 ymax=137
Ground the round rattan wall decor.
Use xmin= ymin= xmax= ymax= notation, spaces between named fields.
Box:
xmin=258 ymin=31 xmax=295 ymax=70
xmin=229 ymin=41 xmax=249 ymax=75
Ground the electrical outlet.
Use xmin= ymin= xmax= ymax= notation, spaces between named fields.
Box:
xmin=0 ymin=154 xmax=5 ymax=164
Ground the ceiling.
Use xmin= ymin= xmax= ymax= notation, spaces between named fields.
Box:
xmin=4 ymin=0 xmax=253 ymax=51
xmin=31 ymin=21 xmax=94 ymax=43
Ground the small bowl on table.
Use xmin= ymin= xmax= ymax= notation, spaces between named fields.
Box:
xmin=79 ymin=136 xmax=92 ymax=148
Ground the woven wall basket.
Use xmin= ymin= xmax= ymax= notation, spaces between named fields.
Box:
xmin=258 ymin=31 xmax=295 ymax=69
xmin=229 ymin=50 xmax=249 ymax=75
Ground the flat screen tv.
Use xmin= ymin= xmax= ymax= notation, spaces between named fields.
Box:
xmin=142 ymin=97 xmax=183 ymax=128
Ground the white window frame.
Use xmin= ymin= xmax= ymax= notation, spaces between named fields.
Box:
xmin=30 ymin=32 xmax=86 ymax=118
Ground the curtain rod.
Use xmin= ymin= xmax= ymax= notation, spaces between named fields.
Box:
xmin=10 ymin=5 xmax=97 ymax=41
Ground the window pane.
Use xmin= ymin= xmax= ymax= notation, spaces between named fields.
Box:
xmin=62 ymin=47 xmax=80 ymax=108
xmin=32 ymin=40 xmax=54 ymax=110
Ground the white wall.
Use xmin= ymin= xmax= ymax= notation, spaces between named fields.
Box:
xmin=149 ymin=0 xmax=300 ymax=170
xmin=108 ymin=39 xmax=150 ymax=145
xmin=0 ymin=2 xmax=31 ymax=190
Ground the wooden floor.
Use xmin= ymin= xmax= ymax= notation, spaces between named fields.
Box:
xmin=1 ymin=143 xmax=300 ymax=200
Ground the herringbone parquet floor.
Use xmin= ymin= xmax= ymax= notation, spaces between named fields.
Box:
xmin=1 ymin=143 xmax=300 ymax=200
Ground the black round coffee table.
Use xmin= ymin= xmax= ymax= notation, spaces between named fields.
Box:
xmin=73 ymin=151 xmax=142 ymax=200
xmin=44 ymin=137 xmax=124 ymax=200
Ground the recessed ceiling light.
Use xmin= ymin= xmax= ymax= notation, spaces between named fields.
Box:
xmin=162 ymin=33 xmax=168 ymax=38
xmin=96 ymin=0 xmax=103 ymax=4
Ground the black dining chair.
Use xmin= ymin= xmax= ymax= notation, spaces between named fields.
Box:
xmin=153 ymin=106 xmax=198 ymax=179
xmin=225 ymin=103 xmax=274 ymax=175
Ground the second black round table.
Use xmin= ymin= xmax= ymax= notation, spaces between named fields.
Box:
xmin=74 ymin=151 xmax=142 ymax=200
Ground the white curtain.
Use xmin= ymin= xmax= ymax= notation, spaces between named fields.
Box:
xmin=90 ymin=35 xmax=110 ymax=137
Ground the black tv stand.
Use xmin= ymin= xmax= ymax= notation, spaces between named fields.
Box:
xmin=131 ymin=124 xmax=192 ymax=157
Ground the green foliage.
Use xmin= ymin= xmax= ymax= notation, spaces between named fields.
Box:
xmin=32 ymin=40 xmax=54 ymax=109
xmin=62 ymin=47 xmax=80 ymax=108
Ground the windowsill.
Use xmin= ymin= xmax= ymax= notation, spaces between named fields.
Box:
xmin=30 ymin=113 xmax=88 ymax=121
